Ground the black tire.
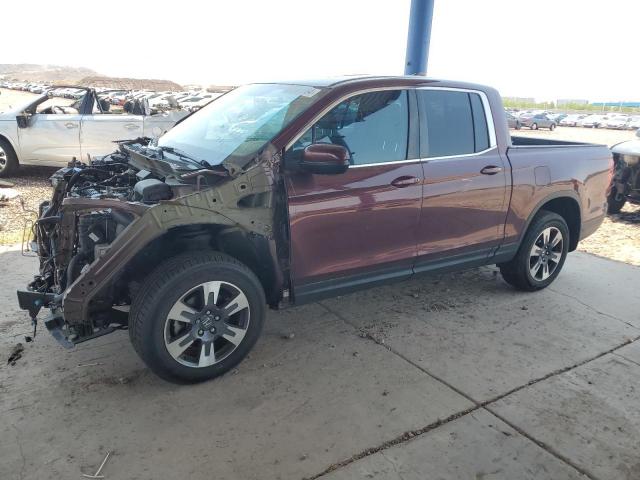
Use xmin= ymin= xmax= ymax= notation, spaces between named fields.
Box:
xmin=531 ymin=123 xmax=538 ymax=130
xmin=499 ymin=211 xmax=570 ymax=291
xmin=129 ymin=251 xmax=266 ymax=384
xmin=0 ymin=137 xmax=18 ymax=178
xmin=515 ymin=122 xmax=521 ymax=130
xmin=607 ymin=188 xmax=626 ymax=214
xmin=549 ymin=123 xmax=556 ymax=131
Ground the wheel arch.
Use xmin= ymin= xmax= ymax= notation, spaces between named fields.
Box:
xmin=522 ymin=192 xmax=581 ymax=251
xmin=121 ymin=223 xmax=284 ymax=306
xmin=0 ymin=133 xmax=19 ymax=163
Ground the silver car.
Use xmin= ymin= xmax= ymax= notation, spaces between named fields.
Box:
xmin=520 ymin=113 xmax=557 ymax=130
xmin=0 ymin=87 xmax=188 ymax=177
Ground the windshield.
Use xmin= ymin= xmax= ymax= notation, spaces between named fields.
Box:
xmin=158 ymin=83 xmax=323 ymax=168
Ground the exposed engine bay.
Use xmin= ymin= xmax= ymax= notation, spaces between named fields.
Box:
xmin=18 ymin=138 xmax=285 ymax=347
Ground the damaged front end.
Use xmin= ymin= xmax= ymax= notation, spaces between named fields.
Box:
xmin=18 ymin=139 xmax=286 ymax=348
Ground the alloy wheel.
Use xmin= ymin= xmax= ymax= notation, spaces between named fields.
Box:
xmin=163 ymin=280 xmax=250 ymax=368
xmin=0 ymin=145 xmax=7 ymax=172
xmin=529 ymin=227 xmax=563 ymax=281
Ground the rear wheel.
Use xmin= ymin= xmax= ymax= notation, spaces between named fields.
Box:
xmin=607 ymin=187 xmax=626 ymax=214
xmin=129 ymin=251 xmax=266 ymax=384
xmin=499 ymin=211 xmax=569 ymax=291
xmin=549 ymin=123 xmax=556 ymax=131
xmin=0 ymin=138 xmax=18 ymax=178
xmin=515 ymin=122 xmax=521 ymax=130
xmin=531 ymin=123 xmax=538 ymax=130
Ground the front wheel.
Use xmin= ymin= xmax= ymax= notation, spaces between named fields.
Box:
xmin=129 ymin=251 xmax=266 ymax=383
xmin=531 ymin=123 xmax=538 ymax=130
xmin=549 ymin=123 xmax=556 ymax=131
xmin=0 ymin=138 xmax=18 ymax=178
xmin=499 ymin=211 xmax=569 ymax=291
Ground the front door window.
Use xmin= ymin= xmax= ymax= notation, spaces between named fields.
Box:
xmin=292 ymin=90 xmax=409 ymax=165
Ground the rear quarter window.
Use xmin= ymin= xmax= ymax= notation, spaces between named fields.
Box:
xmin=470 ymin=93 xmax=489 ymax=152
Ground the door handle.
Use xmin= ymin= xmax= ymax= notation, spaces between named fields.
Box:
xmin=124 ymin=123 xmax=140 ymax=130
xmin=480 ymin=165 xmax=503 ymax=175
xmin=65 ymin=122 xmax=78 ymax=129
xmin=390 ymin=176 xmax=421 ymax=188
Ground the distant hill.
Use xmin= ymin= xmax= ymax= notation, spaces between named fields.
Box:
xmin=0 ymin=64 xmax=97 ymax=83
xmin=0 ymin=64 xmax=184 ymax=91
xmin=81 ymin=76 xmax=183 ymax=91
xmin=207 ymin=85 xmax=236 ymax=93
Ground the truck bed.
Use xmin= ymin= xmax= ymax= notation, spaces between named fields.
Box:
xmin=511 ymin=136 xmax=606 ymax=148
xmin=510 ymin=135 xmax=603 ymax=147
xmin=503 ymin=136 xmax=612 ymax=249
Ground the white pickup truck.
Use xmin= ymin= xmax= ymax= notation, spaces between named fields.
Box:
xmin=0 ymin=87 xmax=189 ymax=177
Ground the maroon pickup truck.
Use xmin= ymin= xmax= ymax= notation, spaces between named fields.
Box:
xmin=18 ymin=76 xmax=612 ymax=383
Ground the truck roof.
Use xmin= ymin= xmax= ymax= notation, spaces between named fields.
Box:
xmin=252 ymin=75 xmax=494 ymax=92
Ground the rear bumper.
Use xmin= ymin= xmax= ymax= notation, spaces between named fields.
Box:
xmin=579 ymin=214 xmax=606 ymax=242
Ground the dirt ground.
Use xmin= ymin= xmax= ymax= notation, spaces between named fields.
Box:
xmin=1 ymin=88 xmax=639 ymax=264
xmin=0 ymin=166 xmax=55 ymax=245
xmin=579 ymin=203 xmax=640 ymax=265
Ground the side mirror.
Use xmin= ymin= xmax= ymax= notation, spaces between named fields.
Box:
xmin=16 ymin=114 xmax=31 ymax=129
xmin=300 ymin=144 xmax=350 ymax=175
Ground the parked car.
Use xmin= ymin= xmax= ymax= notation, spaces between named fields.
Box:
xmin=605 ymin=115 xmax=631 ymax=129
xmin=520 ymin=113 xmax=557 ymax=130
xmin=0 ymin=86 xmax=189 ymax=176
xmin=579 ymin=114 xmax=608 ymax=128
xmin=505 ymin=111 xmax=521 ymax=129
xmin=178 ymin=93 xmax=221 ymax=112
xmin=548 ymin=113 xmax=567 ymax=124
xmin=560 ymin=114 xmax=587 ymax=127
xmin=628 ymin=117 xmax=640 ymax=130
xmin=608 ymin=129 xmax=640 ymax=213
xmin=17 ymin=76 xmax=611 ymax=383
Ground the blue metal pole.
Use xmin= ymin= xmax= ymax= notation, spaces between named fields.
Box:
xmin=404 ymin=0 xmax=435 ymax=75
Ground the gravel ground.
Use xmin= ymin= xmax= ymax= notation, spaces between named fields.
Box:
xmin=0 ymin=166 xmax=55 ymax=245
xmin=579 ymin=203 xmax=640 ymax=266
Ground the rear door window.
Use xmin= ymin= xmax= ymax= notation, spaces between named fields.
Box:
xmin=418 ymin=90 xmax=491 ymax=158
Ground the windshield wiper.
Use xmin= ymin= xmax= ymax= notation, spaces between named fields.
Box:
xmin=157 ymin=146 xmax=212 ymax=169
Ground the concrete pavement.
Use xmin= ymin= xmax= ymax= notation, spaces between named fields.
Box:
xmin=1 ymin=246 xmax=638 ymax=480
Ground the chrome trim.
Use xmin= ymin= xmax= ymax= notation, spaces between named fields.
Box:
xmin=349 ymin=146 xmax=499 ymax=169
xmin=418 ymin=146 xmax=499 ymax=163
xmin=350 ymin=158 xmax=424 ymax=169
xmin=509 ymin=144 xmax=603 ymax=150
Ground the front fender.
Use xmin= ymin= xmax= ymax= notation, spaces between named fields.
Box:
xmin=62 ymin=162 xmax=277 ymax=326
xmin=0 ymin=120 xmax=21 ymax=160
